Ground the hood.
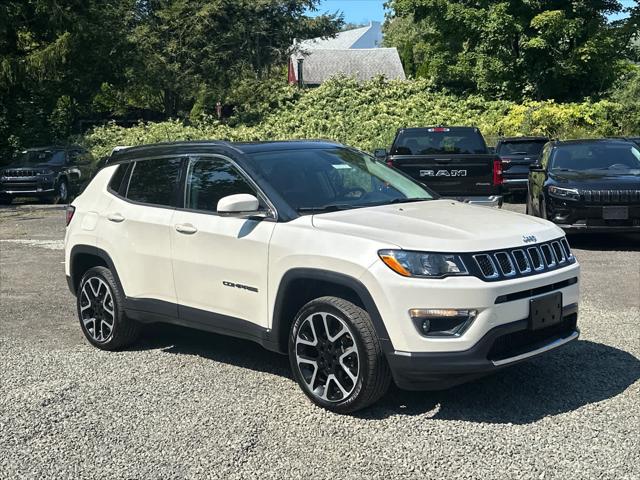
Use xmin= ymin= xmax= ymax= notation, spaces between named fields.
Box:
xmin=311 ymin=199 xmax=563 ymax=252
xmin=550 ymin=171 xmax=640 ymax=189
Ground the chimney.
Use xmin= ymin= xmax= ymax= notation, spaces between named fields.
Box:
xmin=297 ymin=58 xmax=304 ymax=88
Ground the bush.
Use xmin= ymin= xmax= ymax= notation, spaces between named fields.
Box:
xmin=81 ymin=77 xmax=640 ymax=159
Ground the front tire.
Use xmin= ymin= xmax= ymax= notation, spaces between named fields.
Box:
xmin=77 ymin=266 xmax=140 ymax=350
xmin=52 ymin=178 xmax=69 ymax=204
xmin=289 ymin=296 xmax=391 ymax=414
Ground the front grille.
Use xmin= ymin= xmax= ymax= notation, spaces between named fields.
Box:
xmin=474 ymin=254 xmax=498 ymax=279
xmin=540 ymin=244 xmax=555 ymax=267
xmin=551 ymin=241 xmax=566 ymax=263
xmin=495 ymin=252 xmax=516 ymax=276
xmin=3 ymin=169 xmax=39 ymax=177
xmin=468 ymin=238 xmax=576 ymax=281
xmin=581 ymin=189 xmax=640 ymax=204
xmin=560 ymin=238 xmax=572 ymax=259
xmin=512 ymin=250 xmax=530 ymax=273
xmin=487 ymin=314 xmax=577 ymax=361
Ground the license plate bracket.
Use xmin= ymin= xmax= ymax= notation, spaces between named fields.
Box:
xmin=603 ymin=206 xmax=629 ymax=220
xmin=529 ymin=292 xmax=563 ymax=331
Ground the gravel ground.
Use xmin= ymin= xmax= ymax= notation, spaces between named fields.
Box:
xmin=1 ymin=202 xmax=639 ymax=480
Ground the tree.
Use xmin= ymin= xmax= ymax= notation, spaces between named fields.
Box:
xmin=384 ymin=0 xmax=636 ymax=101
xmin=123 ymin=0 xmax=342 ymax=117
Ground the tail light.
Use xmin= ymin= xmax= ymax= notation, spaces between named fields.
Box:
xmin=66 ymin=205 xmax=76 ymax=226
xmin=386 ymin=159 xmax=394 ymax=168
xmin=492 ymin=158 xmax=503 ymax=186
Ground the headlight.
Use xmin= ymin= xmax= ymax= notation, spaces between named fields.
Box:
xmin=378 ymin=250 xmax=468 ymax=278
xmin=548 ymin=186 xmax=580 ymax=201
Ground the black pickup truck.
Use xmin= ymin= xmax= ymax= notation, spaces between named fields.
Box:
xmin=375 ymin=127 xmax=503 ymax=207
xmin=496 ymin=136 xmax=549 ymax=197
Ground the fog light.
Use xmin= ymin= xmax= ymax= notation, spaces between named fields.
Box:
xmin=409 ymin=308 xmax=478 ymax=337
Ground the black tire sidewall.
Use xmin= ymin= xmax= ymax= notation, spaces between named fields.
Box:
xmin=77 ymin=266 xmax=126 ymax=350
xmin=53 ymin=178 xmax=68 ymax=205
xmin=288 ymin=299 xmax=375 ymax=413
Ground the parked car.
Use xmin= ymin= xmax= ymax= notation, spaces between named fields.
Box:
xmin=65 ymin=140 xmax=580 ymax=413
xmin=375 ymin=126 xmax=503 ymax=207
xmin=496 ymin=136 xmax=549 ymax=197
xmin=0 ymin=145 xmax=94 ymax=205
xmin=527 ymin=139 xmax=640 ymax=232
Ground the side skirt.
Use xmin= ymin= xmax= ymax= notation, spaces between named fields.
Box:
xmin=123 ymin=297 xmax=281 ymax=352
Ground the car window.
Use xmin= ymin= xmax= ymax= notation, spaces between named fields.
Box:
xmin=550 ymin=143 xmax=640 ymax=172
xmin=497 ymin=141 xmax=546 ymax=156
xmin=126 ymin=158 xmax=183 ymax=207
xmin=108 ymin=164 xmax=129 ymax=194
xmin=185 ymin=157 xmax=257 ymax=212
xmin=248 ymin=147 xmax=433 ymax=212
xmin=392 ymin=129 xmax=487 ymax=155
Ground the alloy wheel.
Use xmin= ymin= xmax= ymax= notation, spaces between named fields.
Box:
xmin=58 ymin=181 xmax=68 ymax=202
xmin=80 ymin=277 xmax=115 ymax=343
xmin=295 ymin=312 xmax=360 ymax=402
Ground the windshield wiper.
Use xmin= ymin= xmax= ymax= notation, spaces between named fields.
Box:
xmin=296 ymin=204 xmax=355 ymax=213
xmin=387 ymin=198 xmax=431 ymax=204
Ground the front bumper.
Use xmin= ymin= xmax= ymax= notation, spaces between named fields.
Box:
xmin=387 ymin=306 xmax=579 ymax=390
xmin=546 ymin=197 xmax=640 ymax=232
xmin=0 ymin=178 xmax=55 ymax=196
xmin=503 ymin=178 xmax=528 ymax=193
xmin=443 ymin=195 xmax=503 ymax=208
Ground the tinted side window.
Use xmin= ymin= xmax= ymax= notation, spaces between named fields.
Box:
xmin=108 ymin=164 xmax=128 ymax=194
xmin=126 ymin=158 xmax=183 ymax=207
xmin=185 ymin=158 xmax=255 ymax=212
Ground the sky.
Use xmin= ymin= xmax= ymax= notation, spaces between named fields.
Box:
xmin=312 ymin=0 xmax=635 ymax=24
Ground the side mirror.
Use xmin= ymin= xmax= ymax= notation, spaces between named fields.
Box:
xmin=217 ymin=194 xmax=260 ymax=214
xmin=373 ymin=148 xmax=387 ymax=160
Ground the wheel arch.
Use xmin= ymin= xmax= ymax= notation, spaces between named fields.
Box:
xmin=269 ymin=268 xmax=392 ymax=354
xmin=68 ymin=245 xmax=123 ymax=297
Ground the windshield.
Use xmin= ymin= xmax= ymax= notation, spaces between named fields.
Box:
xmin=248 ymin=147 xmax=435 ymax=213
xmin=15 ymin=150 xmax=65 ymax=166
xmin=550 ymin=143 xmax=640 ymax=173
xmin=391 ymin=129 xmax=487 ymax=155
xmin=497 ymin=140 xmax=546 ymax=156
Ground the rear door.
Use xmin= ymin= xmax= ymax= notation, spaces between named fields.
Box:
xmin=170 ymin=155 xmax=275 ymax=330
xmin=98 ymin=157 xmax=183 ymax=314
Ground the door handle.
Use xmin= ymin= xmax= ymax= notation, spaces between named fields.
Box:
xmin=175 ymin=223 xmax=198 ymax=234
xmin=107 ymin=213 xmax=125 ymax=223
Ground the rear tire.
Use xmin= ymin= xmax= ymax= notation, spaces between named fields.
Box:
xmin=77 ymin=266 xmax=140 ymax=350
xmin=289 ymin=296 xmax=391 ymax=414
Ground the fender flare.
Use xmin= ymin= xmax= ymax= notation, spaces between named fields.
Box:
xmin=68 ymin=245 xmax=124 ymax=296
xmin=270 ymin=268 xmax=394 ymax=354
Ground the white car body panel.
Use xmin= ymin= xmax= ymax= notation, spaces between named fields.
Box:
xmin=170 ymin=209 xmax=275 ymax=326
xmin=66 ymin=156 xmax=580 ymax=361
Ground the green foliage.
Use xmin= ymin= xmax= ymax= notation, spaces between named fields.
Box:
xmin=0 ymin=0 xmax=341 ymax=160
xmin=384 ymin=0 xmax=635 ymax=101
xmin=81 ymin=77 xmax=640 ymax=159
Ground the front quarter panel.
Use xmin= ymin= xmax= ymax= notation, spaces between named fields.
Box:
xmin=267 ymin=216 xmax=399 ymax=328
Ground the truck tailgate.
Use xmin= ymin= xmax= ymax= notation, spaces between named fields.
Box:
xmin=390 ymin=154 xmax=499 ymax=197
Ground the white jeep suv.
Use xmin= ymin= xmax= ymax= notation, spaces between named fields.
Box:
xmin=65 ymin=141 xmax=580 ymax=413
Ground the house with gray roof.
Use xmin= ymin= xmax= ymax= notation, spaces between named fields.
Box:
xmin=288 ymin=22 xmax=406 ymax=86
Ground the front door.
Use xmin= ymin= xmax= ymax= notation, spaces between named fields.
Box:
xmin=170 ymin=156 xmax=276 ymax=329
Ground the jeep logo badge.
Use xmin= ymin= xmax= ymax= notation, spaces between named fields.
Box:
xmin=522 ymin=235 xmax=537 ymax=244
